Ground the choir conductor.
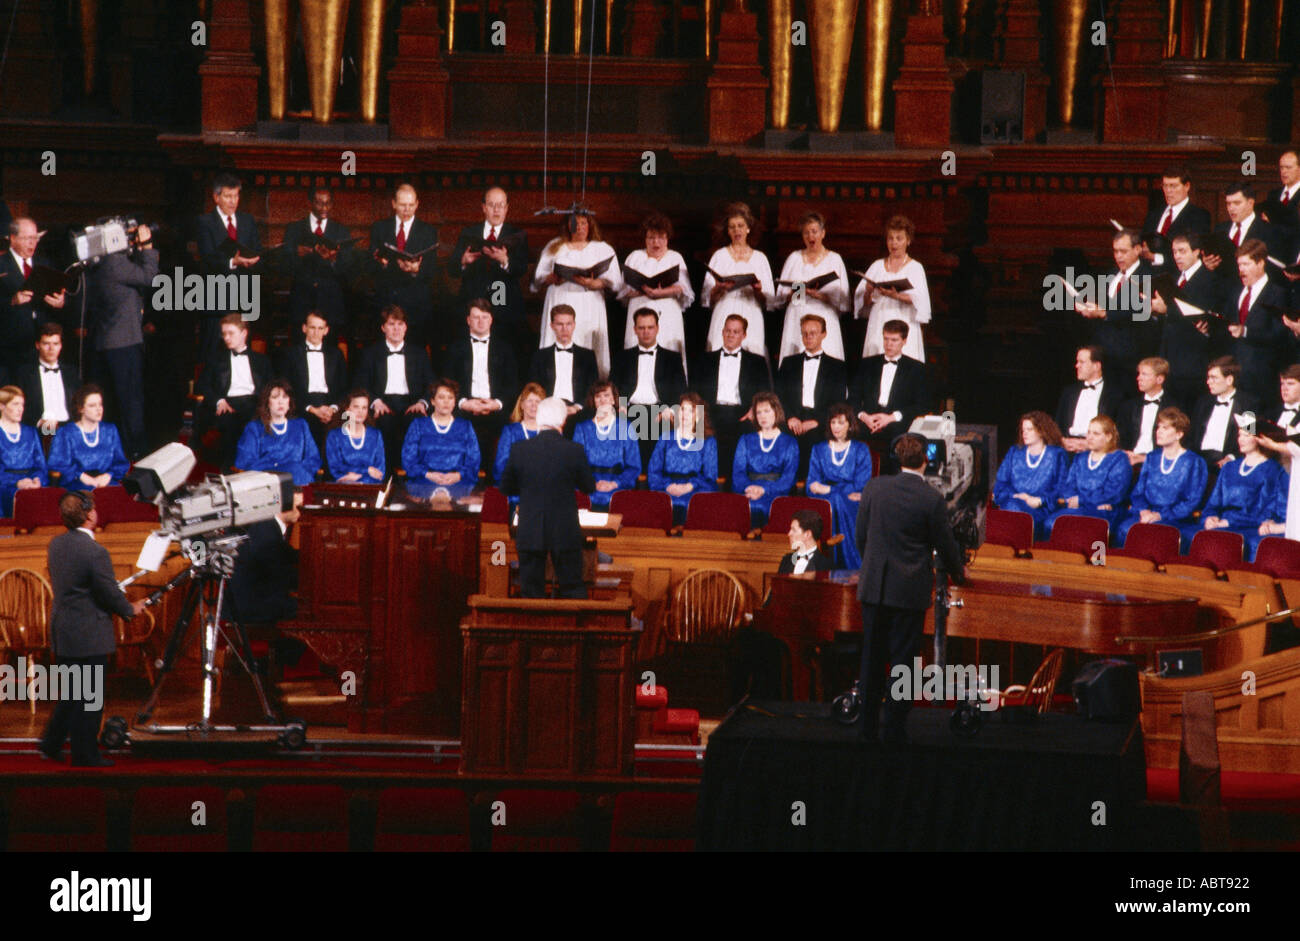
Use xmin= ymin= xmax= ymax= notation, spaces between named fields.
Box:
xmin=856 ymin=434 xmax=966 ymax=744
xmin=500 ymin=396 xmax=596 ymax=598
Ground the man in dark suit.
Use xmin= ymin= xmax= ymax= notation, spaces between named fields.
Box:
xmin=1 ymin=217 xmax=68 ymax=377
xmin=368 ymin=183 xmax=437 ymax=351
xmin=194 ymin=314 xmax=273 ymax=471
xmin=529 ymin=304 xmax=598 ymax=419
xmin=777 ymin=508 xmax=833 ymax=573
xmin=500 ymin=396 xmax=596 ymax=598
xmin=611 ymin=309 xmax=687 ymax=468
xmin=1190 ymin=356 xmax=1260 ymax=467
xmin=1075 ymin=228 xmax=1158 ymax=385
xmin=86 ymin=224 xmax=158 ymax=459
xmin=1117 ymin=357 xmax=1181 ymax=463
xmin=693 ymin=313 xmax=769 ymax=479
xmin=856 ymin=434 xmax=965 ymax=744
xmin=223 ymin=501 xmax=301 ymax=628
xmin=196 ymin=172 xmax=262 ymax=365
xmin=39 ymin=491 xmax=145 ymax=767
xmin=1055 ymin=345 xmax=1125 ymax=453
xmin=1203 ymin=183 xmax=1281 ymax=284
xmin=352 ymin=305 xmax=432 ymax=471
xmin=1227 ymin=238 xmax=1290 ymax=405
xmin=278 ymin=311 xmax=347 ymax=455
xmin=776 ymin=313 xmax=848 ymax=477
xmin=1154 ymin=232 xmax=1230 ymax=406
xmin=281 ymin=187 xmax=354 ymax=340
xmin=1140 ymin=166 xmax=1212 ymax=274
xmin=850 ymin=319 xmax=929 ymax=455
xmin=1260 ymin=150 xmax=1300 ymax=262
xmin=1273 ymin=363 xmax=1300 ymax=433
xmin=452 ymin=186 xmax=531 ymax=369
xmin=15 ymin=323 xmax=80 ymax=438
xmin=441 ymin=299 xmax=519 ymax=473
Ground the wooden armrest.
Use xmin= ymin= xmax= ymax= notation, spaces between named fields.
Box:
xmin=825 ymin=534 xmax=844 ymax=547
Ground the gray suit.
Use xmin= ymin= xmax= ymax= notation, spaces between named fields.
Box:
xmin=88 ymin=248 xmax=158 ymax=457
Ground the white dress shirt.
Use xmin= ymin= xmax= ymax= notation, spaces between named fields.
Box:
xmin=384 ymin=342 xmax=409 ymax=396
xmin=305 ymin=344 xmax=328 ymax=394
xmin=1229 ymin=212 xmax=1256 ymax=246
xmin=877 ymin=357 xmax=905 ymax=423
xmin=394 ymin=216 xmax=410 ymax=246
xmin=1134 ymin=394 xmax=1165 ymax=454
xmin=10 ymin=248 xmax=30 ymax=277
xmin=1236 ymin=278 xmax=1266 ymax=334
xmin=220 ymin=213 xmax=241 ymax=270
xmin=801 ymin=353 xmax=822 ymax=410
xmin=37 ymin=361 xmax=69 ymax=422
xmin=1152 ymin=197 xmax=1189 ymax=266
xmin=1069 ymin=381 xmax=1104 ymax=437
xmin=1176 ymin=259 xmax=1202 ymax=288
xmin=631 ymin=346 xmax=658 ymax=405
xmin=553 ymin=344 xmax=575 ymax=403
xmin=1200 ymin=392 xmax=1235 ymax=451
xmin=1108 ymin=261 xmax=1142 ymax=301
xmin=790 ymin=549 xmax=816 ymax=574
xmin=466 ymin=334 xmax=494 ymax=403
xmin=1279 ymin=403 xmax=1300 ymax=432
xmin=716 ymin=347 xmax=743 ymax=406
xmin=228 ymin=349 xmax=255 ymax=397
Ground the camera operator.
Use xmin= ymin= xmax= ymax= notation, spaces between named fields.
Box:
xmin=86 ymin=223 xmax=157 ymax=460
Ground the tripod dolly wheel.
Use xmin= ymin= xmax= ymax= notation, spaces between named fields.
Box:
xmin=832 ymin=683 xmax=862 ymax=726
xmin=278 ymin=719 xmax=308 ymax=751
xmin=950 ymin=700 xmax=982 ymax=737
xmin=99 ymin=716 xmax=129 ymax=749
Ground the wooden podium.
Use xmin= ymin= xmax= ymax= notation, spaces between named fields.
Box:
xmin=460 ymin=596 xmax=636 ymax=778
xmin=280 ymin=488 xmax=481 ymax=735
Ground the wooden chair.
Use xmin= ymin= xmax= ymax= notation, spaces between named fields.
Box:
xmin=653 ymin=569 xmax=747 ymax=714
xmin=997 ymin=647 xmax=1065 ymax=714
xmin=114 ymin=607 xmax=157 ymax=686
xmin=0 ymin=568 xmax=53 ymax=715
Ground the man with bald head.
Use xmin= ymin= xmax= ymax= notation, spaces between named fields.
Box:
xmin=1 ymin=218 xmax=67 ymax=378
xmin=369 ymin=183 xmax=437 ymax=350
xmin=453 ymin=186 xmax=531 ymax=370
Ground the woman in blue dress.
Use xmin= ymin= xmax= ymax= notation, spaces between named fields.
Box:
xmin=1115 ymin=407 xmax=1209 ymax=547
xmin=807 ymin=403 xmax=873 ymax=568
xmin=993 ymin=410 xmax=1068 ymax=540
xmin=573 ymin=380 xmax=641 ymax=510
xmin=401 ymin=379 xmax=481 ymax=499
xmin=494 ymin=383 xmax=546 ymax=487
xmin=325 ymin=389 xmax=386 ymax=483
xmin=235 ymin=380 xmax=321 ymax=485
xmin=1184 ymin=428 xmax=1284 ymax=560
xmin=1044 ymin=415 xmax=1132 ymax=536
xmin=0 ymin=385 xmax=47 ymax=517
xmin=648 ymin=392 xmax=718 ymax=524
xmin=48 ymin=384 xmax=130 ymax=489
xmin=733 ymin=391 xmax=799 ymax=526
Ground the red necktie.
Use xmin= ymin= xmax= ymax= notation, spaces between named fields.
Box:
xmin=1177 ymin=272 xmax=1187 ymax=288
xmin=315 ymin=221 xmax=325 ymax=237
xmin=22 ymin=259 xmax=31 ymax=280
xmin=1159 ymin=208 xmax=1173 ymax=236
xmin=396 ymin=223 xmax=407 ymax=252
xmin=1283 ymin=190 xmax=1292 ymax=206
xmin=226 ymin=216 xmax=238 ymax=241
xmin=487 ymin=226 xmax=497 ymax=243
xmin=1232 ymin=224 xmax=1242 ymax=247
xmin=1239 ymin=289 xmax=1251 ymax=325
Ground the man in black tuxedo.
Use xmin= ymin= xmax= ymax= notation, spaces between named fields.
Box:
xmin=611 ymin=309 xmax=687 ymax=469
xmin=352 ymin=305 xmax=432 ymax=472
xmin=1154 ymin=233 xmax=1230 ymax=406
xmin=223 ymin=502 xmax=301 ymax=628
xmin=441 ymin=299 xmax=519 ymax=474
xmin=1261 ymin=150 xmax=1300 ymax=262
xmin=1203 ymin=183 xmax=1281 ymax=285
xmin=1140 ymin=166 xmax=1212 ymax=274
xmin=499 ymin=396 xmax=596 ymax=599
xmin=194 ymin=314 xmax=272 ymax=471
xmin=1273 ymin=364 xmax=1300 ymax=433
xmin=1 ymin=217 xmax=68 ymax=377
xmin=776 ymin=314 xmax=848 ymax=477
xmin=1227 ymin=239 xmax=1290 ymax=405
xmin=1054 ymin=345 xmax=1124 ymax=454
xmin=39 ymin=492 xmax=146 ymax=767
xmin=368 ymin=183 xmax=437 ymax=350
xmin=777 ymin=509 xmax=833 ymax=573
xmin=278 ymin=311 xmax=347 ymax=456
xmin=856 ymin=434 xmax=965 ymax=744
xmin=452 ymin=186 xmax=531 ymax=369
xmin=1075 ymin=228 xmax=1158 ymax=385
xmin=529 ymin=304 xmax=598 ymax=419
xmin=1118 ymin=357 xmax=1181 ymax=463
xmin=1190 ymin=357 xmax=1260 ymax=467
xmin=693 ymin=313 xmax=769 ymax=479
xmin=850 ymin=319 xmax=929 ymax=458
xmin=196 ymin=172 xmax=262 ymax=365
xmin=15 ymin=323 xmax=79 ymax=438
xmin=281 ymin=187 xmax=354 ymax=341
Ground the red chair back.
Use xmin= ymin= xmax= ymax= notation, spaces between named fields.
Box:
xmin=609 ymin=490 xmax=673 ymax=531
xmin=130 ymin=785 xmax=228 ymax=851
xmin=684 ymin=492 xmax=752 ymax=536
xmin=8 ymin=786 xmax=106 ymax=851
xmin=1188 ymin=530 xmax=1244 ymax=571
xmin=13 ymin=486 xmax=67 ymax=532
xmin=763 ymin=496 xmax=833 ymax=537
xmin=1254 ymin=537 xmax=1300 ymax=578
xmin=92 ymin=485 xmax=160 ymax=526
xmin=984 ymin=507 xmax=1033 ymax=553
xmin=481 ymin=486 xmax=509 ymax=524
xmin=489 ymin=790 xmax=583 ymax=852
xmin=252 ymin=785 xmax=349 ymax=852
xmin=576 ymin=490 xmax=591 ymax=511
xmin=1121 ymin=523 xmax=1182 ymax=565
xmin=610 ymin=792 xmax=698 ymax=852
xmin=373 ymin=787 xmax=470 ymax=852
xmin=1047 ymin=515 xmax=1109 ymax=556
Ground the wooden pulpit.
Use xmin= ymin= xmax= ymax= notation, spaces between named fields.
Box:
xmin=460 ymin=596 xmax=636 ymax=778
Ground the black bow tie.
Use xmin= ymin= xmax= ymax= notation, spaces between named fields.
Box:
xmin=41 ymin=365 xmax=59 ymax=374
xmin=1083 ymin=382 xmax=1099 ymax=390
xmin=639 ymin=349 xmax=656 ymax=356
xmin=306 ymin=345 xmax=322 ymax=352
xmin=471 ymin=337 xmax=489 ymax=345
xmin=1144 ymin=396 xmax=1162 ymax=404
xmin=804 ymin=352 xmax=822 ymax=361
xmin=388 ymin=348 xmax=404 ymax=356
xmin=555 ymin=347 xmax=572 ymax=354
xmin=722 ymin=350 xmax=740 ymax=358
xmin=1215 ymin=399 xmax=1231 ymax=407
xmin=231 ymin=350 xmax=247 ymax=358
xmin=794 ymin=551 xmax=813 ymax=562
xmin=884 ymin=358 xmax=899 ymax=365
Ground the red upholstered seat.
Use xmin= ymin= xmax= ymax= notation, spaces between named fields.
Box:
xmin=130 ymin=785 xmax=228 ymax=851
xmin=252 ymin=784 xmax=349 ymax=852
xmin=653 ymin=707 xmax=701 ymax=738
xmin=763 ymin=495 xmax=833 ymax=536
xmin=13 ymin=486 xmax=67 ymax=532
xmin=1254 ymin=537 xmax=1300 ymax=579
xmin=1115 ymin=523 xmax=1182 ymax=565
xmin=489 ymin=790 xmax=583 ymax=852
xmin=481 ymin=486 xmax=509 ymax=524
xmin=1043 ymin=514 xmax=1108 ymax=556
xmin=636 ymin=684 xmax=669 ymax=710
xmin=984 ymin=507 xmax=1033 ymax=553
xmin=575 ymin=490 xmax=592 ymax=511
xmin=7 ymin=786 xmax=107 ymax=852
xmin=92 ymin=485 xmax=160 ymax=526
xmin=373 ymin=787 xmax=470 ymax=852
xmin=610 ymin=490 xmax=673 ymax=531
xmin=684 ymin=492 xmax=752 ymax=536
xmin=1188 ymin=530 xmax=1244 ymax=572
xmin=610 ymin=792 xmax=698 ymax=852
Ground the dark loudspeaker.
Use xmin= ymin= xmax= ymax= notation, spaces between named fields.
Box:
xmin=1072 ymin=659 xmax=1141 ymax=721
xmin=958 ymin=70 xmax=1025 ymax=144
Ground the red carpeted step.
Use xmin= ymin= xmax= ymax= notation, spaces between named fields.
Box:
xmin=653 ymin=707 xmax=700 ymax=739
